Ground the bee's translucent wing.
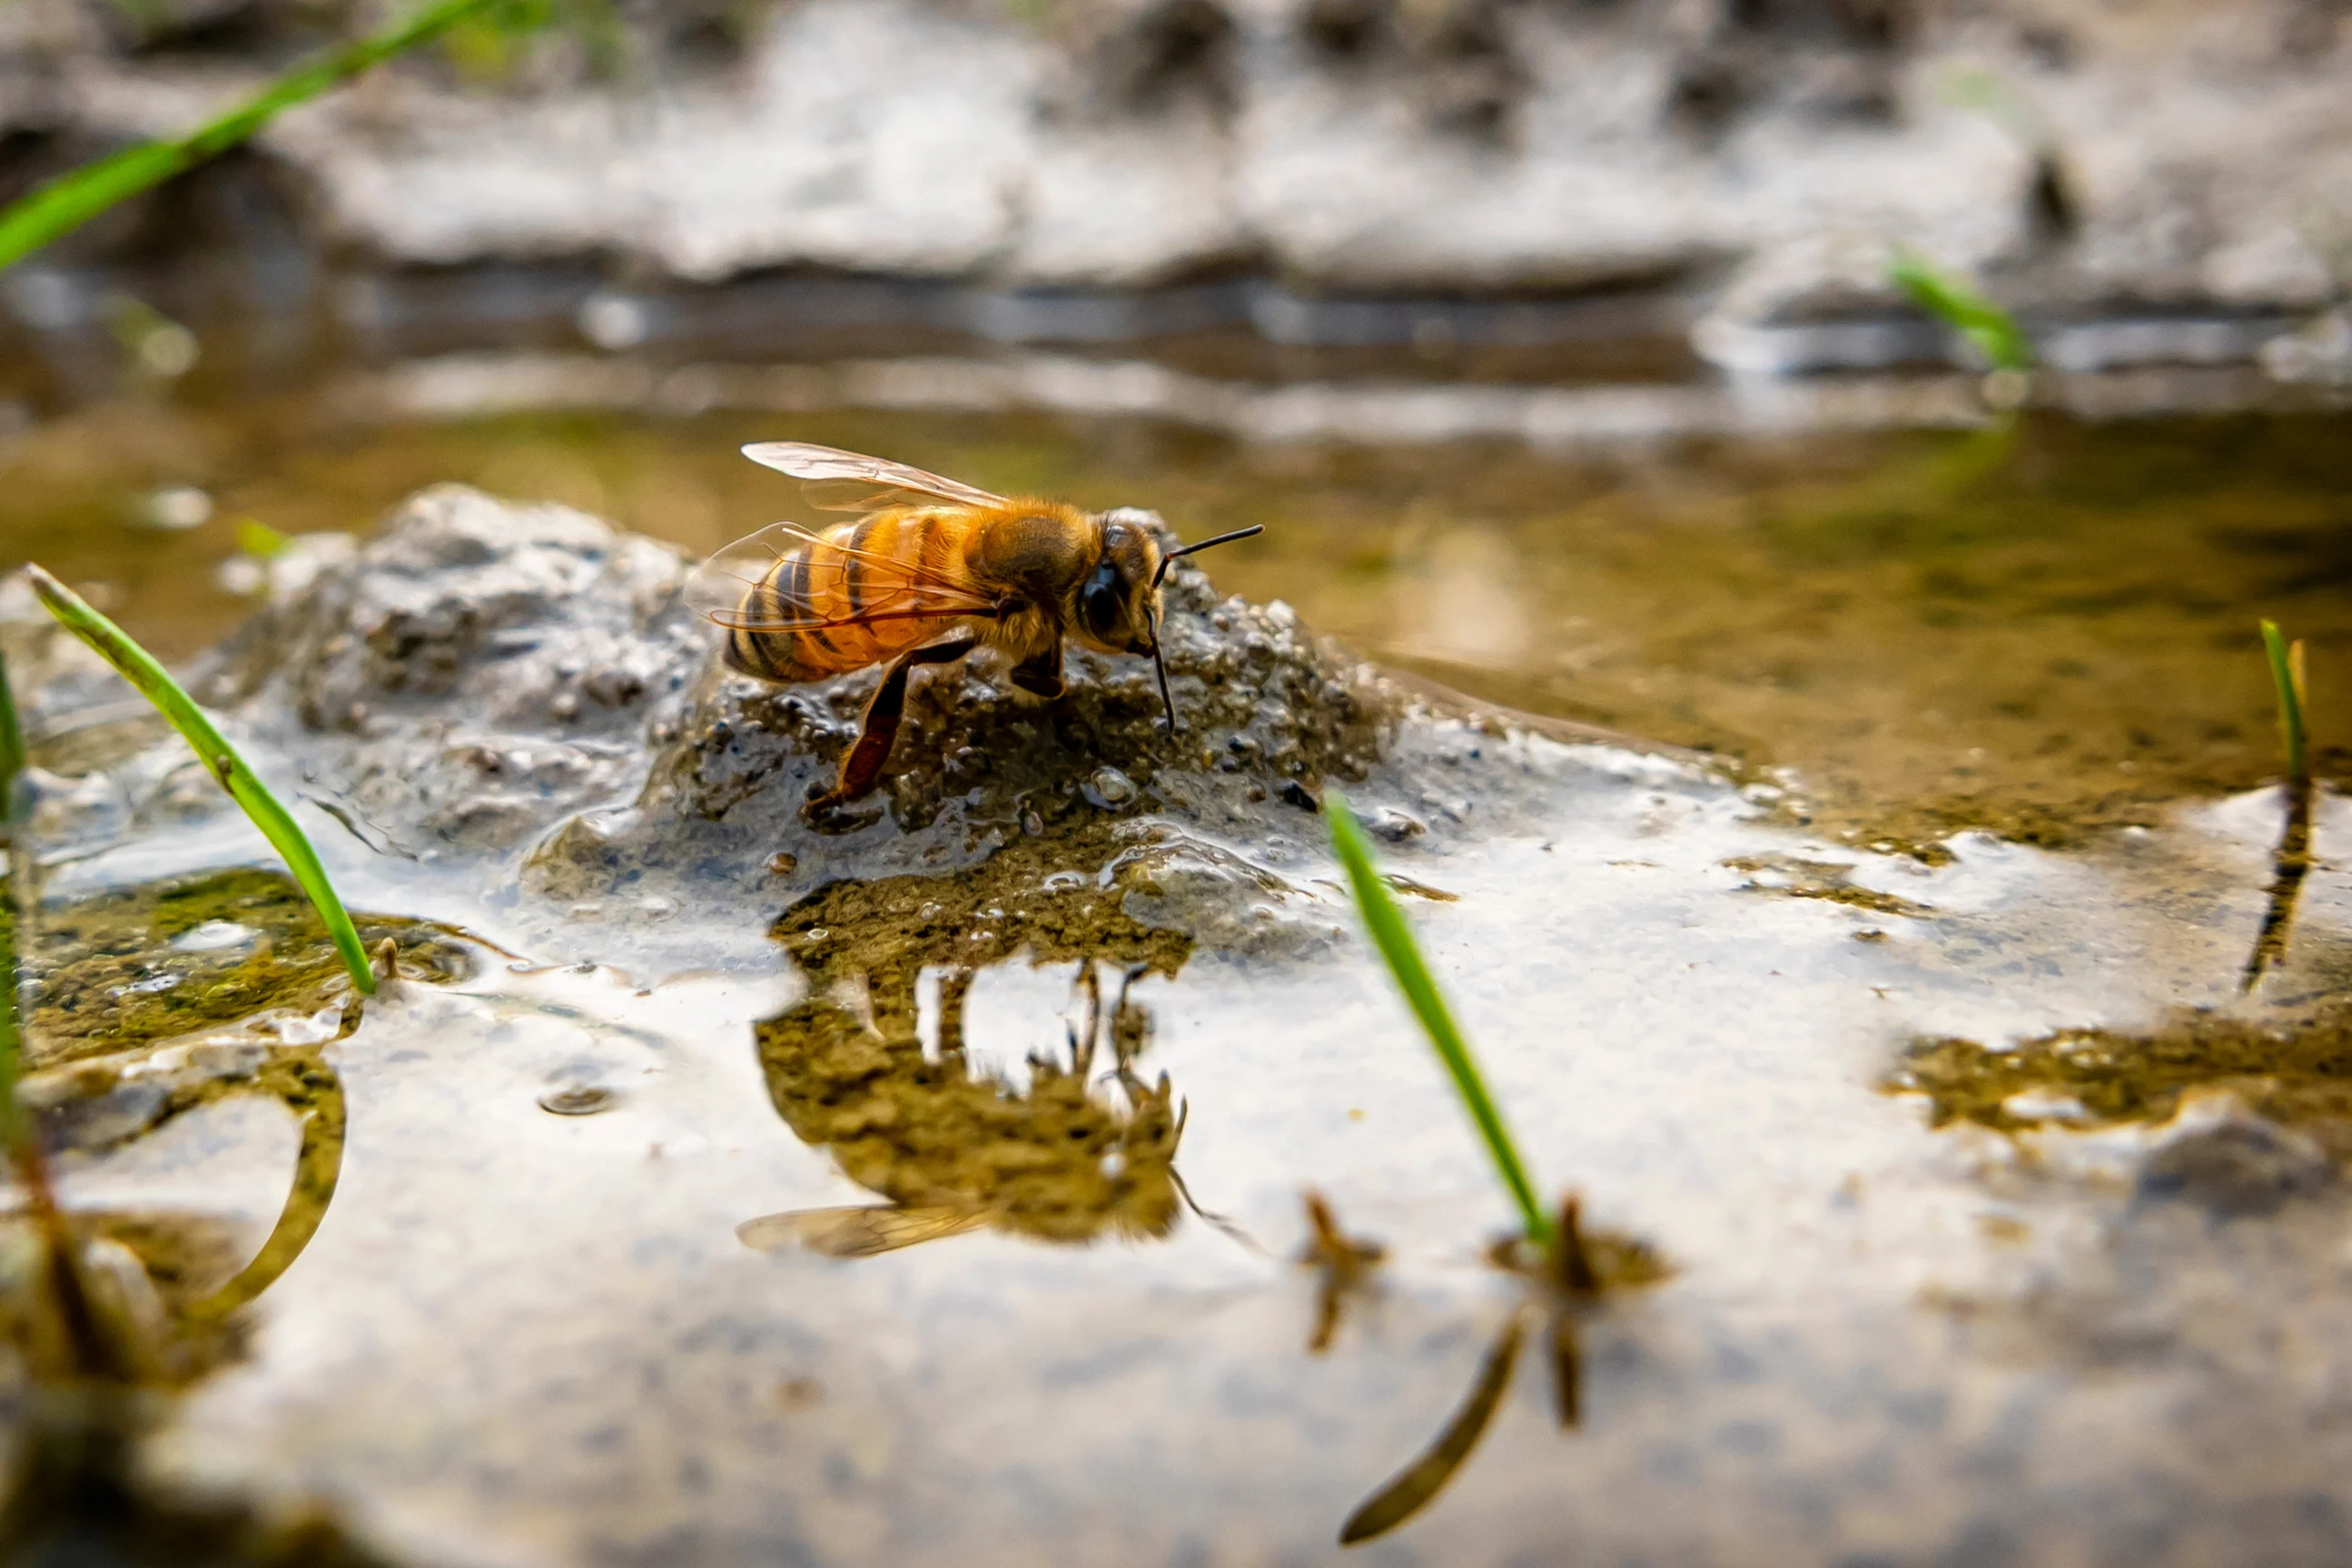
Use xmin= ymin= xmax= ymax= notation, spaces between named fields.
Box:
xmin=683 ymin=520 xmax=1000 ymax=633
xmin=736 ymin=1204 xmax=992 ymax=1259
xmin=742 ymin=442 xmax=1008 ymax=513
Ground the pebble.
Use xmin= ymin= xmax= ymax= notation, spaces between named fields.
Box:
xmin=539 ymin=1086 xmax=619 ymax=1116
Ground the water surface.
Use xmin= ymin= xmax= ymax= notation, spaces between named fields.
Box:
xmin=2 ymin=369 xmax=2349 ymax=1565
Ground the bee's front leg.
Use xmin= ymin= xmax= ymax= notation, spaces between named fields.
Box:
xmin=805 ymin=634 xmax=980 ymax=820
xmin=1009 ymin=637 xmax=1064 ymax=699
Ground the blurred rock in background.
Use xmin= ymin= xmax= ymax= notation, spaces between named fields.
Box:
xmin=2 ymin=0 xmax=2347 ymax=366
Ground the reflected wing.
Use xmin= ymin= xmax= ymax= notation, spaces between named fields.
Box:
xmin=742 ymin=442 xmax=1008 ymax=514
xmin=684 ymin=520 xmax=1000 ymax=633
xmin=736 ymin=1205 xmax=992 ymax=1259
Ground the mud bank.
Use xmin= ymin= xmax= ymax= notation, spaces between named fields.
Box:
xmin=7 ymin=0 xmax=2352 ymax=380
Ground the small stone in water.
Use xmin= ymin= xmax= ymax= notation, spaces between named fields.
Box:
xmin=1084 ymin=766 xmax=1137 ymax=808
xmin=170 ymin=920 xmax=258 ymax=953
xmin=539 ymin=1085 xmax=619 ymax=1116
xmin=766 ymin=852 xmax=798 ymax=875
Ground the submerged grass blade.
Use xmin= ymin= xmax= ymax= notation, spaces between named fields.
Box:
xmin=0 ymin=0 xmax=501 ymax=271
xmin=2261 ymin=619 xmax=2309 ymax=788
xmin=25 ymin=567 xmax=374 ymax=995
xmin=1339 ymin=1310 xmax=1526 ymax=1545
xmin=1327 ymin=791 xmax=1549 ymax=1247
xmin=1887 ymin=246 xmax=2034 ymax=373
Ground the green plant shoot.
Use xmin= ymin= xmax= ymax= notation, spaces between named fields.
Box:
xmin=25 ymin=567 xmax=374 ymax=995
xmin=0 ymin=0 xmax=507 ymax=271
xmin=1887 ymin=246 xmax=2033 ymax=374
xmin=2261 ymin=619 xmax=2309 ymax=789
xmin=236 ymin=519 xmax=292 ymax=560
xmin=0 ymin=654 xmax=23 ymax=818
xmin=1326 ymin=790 xmax=1551 ymax=1248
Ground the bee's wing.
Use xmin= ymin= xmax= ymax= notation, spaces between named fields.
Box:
xmin=736 ymin=1204 xmax=992 ymax=1259
xmin=683 ymin=520 xmax=1001 ymax=633
xmin=742 ymin=442 xmax=1009 ymax=514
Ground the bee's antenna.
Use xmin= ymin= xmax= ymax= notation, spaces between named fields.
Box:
xmin=1151 ymin=525 xmax=1265 ymax=590
xmin=1147 ymin=525 xmax=1260 ymax=733
xmin=1150 ymin=606 xmax=1180 ymax=734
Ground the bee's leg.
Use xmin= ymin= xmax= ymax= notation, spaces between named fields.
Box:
xmin=807 ymin=635 xmax=979 ymax=815
xmin=1009 ymin=637 xmax=1064 ymax=699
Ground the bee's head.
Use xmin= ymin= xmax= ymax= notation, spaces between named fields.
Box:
xmin=1072 ymin=511 xmax=1163 ymax=659
xmin=1073 ymin=510 xmax=1264 ymax=733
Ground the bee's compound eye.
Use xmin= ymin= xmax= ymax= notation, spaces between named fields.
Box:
xmin=1080 ymin=563 xmax=1126 ymax=641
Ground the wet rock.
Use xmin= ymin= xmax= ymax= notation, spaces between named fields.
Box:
xmin=2136 ymin=1091 xmax=2335 ymax=1217
xmin=2262 ymin=308 xmax=2352 ymax=388
xmin=203 ymin=485 xmax=707 ymax=856
xmin=519 ymin=504 xmax=1409 ymax=952
xmin=24 ymin=483 xmax=1650 ymax=982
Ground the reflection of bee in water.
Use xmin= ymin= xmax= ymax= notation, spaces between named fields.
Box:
xmin=684 ymin=443 xmax=1262 ymax=814
xmin=737 ymin=962 xmax=1237 ymax=1262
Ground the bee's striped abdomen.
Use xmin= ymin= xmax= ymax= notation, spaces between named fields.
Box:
xmin=721 ymin=508 xmax=973 ymax=684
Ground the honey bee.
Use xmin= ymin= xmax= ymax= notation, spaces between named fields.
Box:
xmin=685 ymin=443 xmax=1263 ymax=814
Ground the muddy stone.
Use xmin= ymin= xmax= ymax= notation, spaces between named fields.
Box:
xmin=182 ymin=486 xmax=707 ymax=859
xmin=24 ymin=482 xmax=1522 ymax=982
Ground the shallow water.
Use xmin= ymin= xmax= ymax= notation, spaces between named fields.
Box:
xmin=2 ymin=371 xmax=2350 ymax=1565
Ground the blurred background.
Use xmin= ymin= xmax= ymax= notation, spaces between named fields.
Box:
xmin=2 ymin=0 xmax=2347 ymax=837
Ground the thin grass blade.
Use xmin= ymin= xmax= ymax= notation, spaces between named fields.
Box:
xmin=25 ymin=567 xmax=374 ymax=995
xmin=1887 ymin=246 xmax=2033 ymax=373
xmin=0 ymin=0 xmax=503 ymax=270
xmin=2261 ymin=619 xmax=2308 ymax=788
xmin=1327 ymin=791 xmax=1549 ymax=1247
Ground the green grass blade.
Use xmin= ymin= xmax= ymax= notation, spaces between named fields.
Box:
xmin=2261 ymin=619 xmax=2308 ymax=788
xmin=0 ymin=0 xmax=502 ymax=271
xmin=1887 ymin=246 xmax=2034 ymax=373
xmin=0 ymin=653 xmax=23 ymax=823
xmin=1327 ymin=791 xmax=1549 ymax=1247
xmin=25 ymin=567 xmax=374 ymax=995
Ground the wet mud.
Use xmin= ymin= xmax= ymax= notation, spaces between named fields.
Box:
xmin=0 ymin=416 xmax=2346 ymax=1566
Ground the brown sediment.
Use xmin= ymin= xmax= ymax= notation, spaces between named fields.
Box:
xmin=1721 ymin=854 xmax=1934 ymax=918
xmin=1888 ymin=981 xmax=2352 ymax=1156
xmin=16 ymin=869 xmax=470 ymax=1069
